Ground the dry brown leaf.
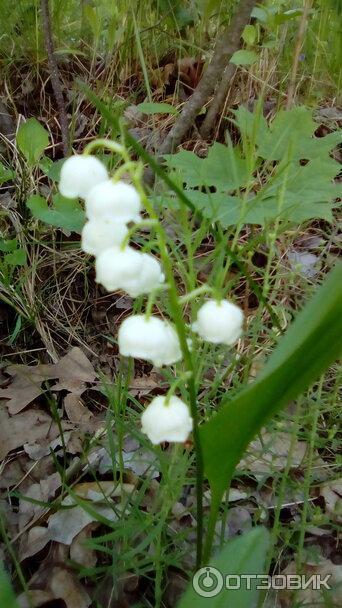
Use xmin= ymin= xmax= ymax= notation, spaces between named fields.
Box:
xmin=70 ymin=522 xmax=98 ymax=567
xmin=18 ymin=566 xmax=91 ymax=608
xmin=320 ymin=478 xmax=342 ymax=523
xmin=19 ymin=526 xmax=51 ymax=561
xmin=47 ymin=488 xmax=122 ymax=545
xmin=64 ymin=392 xmax=93 ymax=423
xmin=18 ymin=471 xmax=62 ymax=530
xmin=50 ymin=567 xmax=91 ymax=608
xmin=0 ymin=407 xmax=72 ymax=461
xmin=280 ymin=557 xmax=342 ymax=606
xmin=1 ymin=347 xmax=97 ymax=415
xmin=18 ymin=589 xmax=54 ymax=608
xmin=237 ymin=431 xmax=308 ymax=476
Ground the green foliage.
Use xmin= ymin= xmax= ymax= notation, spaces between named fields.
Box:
xmin=200 ymin=263 xmax=342 ymax=555
xmin=17 ymin=118 xmax=49 ymax=166
xmin=27 ymin=193 xmax=85 ymax=233
xmin=0 ymin=238 xmax=26 ymax=267
xmin=136 ymin=102 xmax=179 ymax=115
xmin=0 ymin=161 xmax=15 ymax=184
xmin=242 ymin=24 xmax=256 ymax=46
xmin=164 ymin=106 xmax=341 ymax=227
xmin=0 ymin=563 xmax=19 ymax=608
xmin=230 ymin=49 xmax=259 ymax=66
xmin=178 ymin=527 xmax=270 ymax=608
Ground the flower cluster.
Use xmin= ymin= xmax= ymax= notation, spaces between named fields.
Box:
xmin=59 ymin=152 xmax=244 ymax=447
xmin=59 ymin=154 xmax=165 ymax=297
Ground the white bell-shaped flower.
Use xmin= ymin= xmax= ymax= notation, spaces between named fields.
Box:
xmin=141 ymin=395 xmax=193 ymax=444
xmin=85 ymin=180 xmax=142 ymax=224
xmin=118 ymin=315 xmax=182 ymax=366
xmin=136 ymin=253 xmax=165 ymax=296
xmin=95 ymin=247 xmax=164 ymax=296
xmin=192 ymin=299 xmax=244 ymax=345
xmin=81 ymin=220 xmax=128 ymax=256
xmin=59 ymin=155 xmax=108 ymax=199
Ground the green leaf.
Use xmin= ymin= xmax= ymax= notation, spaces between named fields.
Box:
xmin=274 ymin=9 xmax=303 ymax=24
xmin=233 ymin=105 xmax=268 ymax=145
xmin=137 ymin=102 xmax=179 ymax=115
xmin=17 ymin=118 xmax=49 ymax=165
xmin=165 ymin=143 xmax=248 ymax=191
xmin=0 ymin=161 xmax=15 ymax=184
xmin=242 ymin=24 xmax=256 ymax=46
xmin=200 ymin=263 xmax=342 ymax=552
xmin=4 ymin=248 xmax=27 ymax=266
xmin=0 ymin=563 xmax=20 ymax=608
xmin=256 ymin=106 xmax=316 ymax=160
xmin=178 ymin=527 xmax=270 ymax=608
xmin=230 ymin=50 xmax=259 ymax=66
xmin=251 ymin=6 xmax=269 ymax=23
xmin=164 ymin=107 xmax=340 ymax=227
xmin=48 ymin=158 xmax=66 ymax=182
xmin=39 ymin=156 xmax=53 ymax=174
xmin=27 ymin=194 xmax=85 ymax=233
xmin=0 ymin=238 xmax=18 ymax=253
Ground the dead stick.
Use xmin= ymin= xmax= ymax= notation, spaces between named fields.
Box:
xmin=40 ymin=0 xmax=69 ymax=155
xmin=200 ymin=63 xmax=237 ymax=139
xmin=158 ymin=0 xmax=256 ymax=155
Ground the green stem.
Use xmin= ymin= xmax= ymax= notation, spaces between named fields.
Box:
xmin=134 ymin=184 xmax=204 ymax=568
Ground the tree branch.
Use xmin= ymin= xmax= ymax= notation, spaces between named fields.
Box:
xmin=158 ymin=0 xmax=256 ymax=155
xmin=200 ymin=63 xmax=237 ymax=139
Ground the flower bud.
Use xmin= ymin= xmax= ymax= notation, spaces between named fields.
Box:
xmin=192 ymin=299 xmax=243 ymax=345
xmin=118 ymin=315 xmax=182 ymax=366
xmin=81 ymin=220 xmax=128 ymax=256
xmin=59 ymin=155 xmax=108 ymax=199
xmin=95 ymin=247 xmax=164 ymax=296
xmin=85 ymin=180 xmax=142 ymax=224
xmin=141 ymin=395 xmax=193 ymax=444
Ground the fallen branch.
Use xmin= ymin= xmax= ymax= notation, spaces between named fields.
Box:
xmin=200 ymin=63 xmax=237 ymax=139
xmin=158 ymin=0 xmax=256 ymax=155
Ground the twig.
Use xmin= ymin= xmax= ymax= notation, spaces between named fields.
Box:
xmin=40 ymin=0 xmax=69 ymax=155
xmin=158 ymin=0 xmax=256 ymax=155
xmin=286 ymin=0 xmax=312 ymax=110
xmin=200 ymin=63 xmax=237 ymax=139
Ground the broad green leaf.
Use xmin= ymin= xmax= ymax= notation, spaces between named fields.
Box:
xmin=0 ymin=161 xmax=15 ymax=184
xmin=242 ymin=24 xmax=256 ymax=46
xmin=137 ymin=102 xmax=179 ymax=115
xmin=39 ymin=156 xmax=53 ymax=174
xmin=48 ymin=158 xmax=65 ymax=182
xmin=0 ymin=562 xmax=20 ymax=608
xmin=178 ymin=527 xmax=270 ymax=608
xmin=0 ymin=238 xmax=18 ymax=253
xmin=164 ymin=150 xmax=207 ymax=187
xmin=251 ymin=6 xmax=269 ymax=22
xmin=4 ymin=248 xmax=27 ymax=266
xmin=233 ymin=105 xmax=268 ymax=143
xmin=274 ymin=9 xmax=303 ymax=24
xmin=230 ymin=50 xmax=259 ymax=66
xmin=27 ymin=194 xmax=85 ymax=233
xmin=256 ymin=107 xmax=316 ymax=160
xmin=16 ymin=118 xmax=49 ymax=165
xmin=165 ymin=143 xmax=248 ymax=191
xmin=200 ymin=263 xmax=342 ymax=550
xmin=165 ymin=107 xmax=340 ymax=227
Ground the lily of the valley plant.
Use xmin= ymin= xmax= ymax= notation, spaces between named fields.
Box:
xmin=59 ymin=139 xmax=244 ymax=566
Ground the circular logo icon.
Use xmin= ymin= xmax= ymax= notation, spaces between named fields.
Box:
xmin=192 ymin=566 xmax=224 ymax=597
